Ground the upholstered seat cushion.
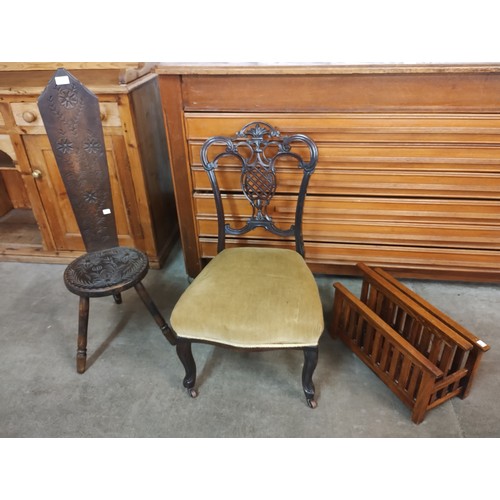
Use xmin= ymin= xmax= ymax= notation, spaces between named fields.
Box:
xmin=170 ymin=247 xmax=324 ymax=348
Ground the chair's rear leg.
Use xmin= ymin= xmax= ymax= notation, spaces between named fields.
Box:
xmin=176 ymin=340 xmax=198 ymax=398
xmin=77 ymin=296 xmax=89 ymax=374
xmin=302 ymin=346 xmax=319 ymax=408
xmin=113 ymin=293 xmax=122 ymax=304
xmin=134 ymin=281 xmax=176 ymax=345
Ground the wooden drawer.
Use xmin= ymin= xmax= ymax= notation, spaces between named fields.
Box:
xmin=185 ymin=112 xmax=500 ymax=145
xmin=187 ymin=112 xmax=500 ymax=199
xmin=11 ymin=102 xmax=44 ymax=128
xmin=189 ymin=141 xmax=500 ymax=173
xmin=199 ymin=238 xmax=500 ymax=281
xmin=194 ymin=194 xmax=500 ymax=250
xmin=191 ymin=165 xmax=500 ymax=199
xmin=11 ymin=102 xmax=121 ymax=130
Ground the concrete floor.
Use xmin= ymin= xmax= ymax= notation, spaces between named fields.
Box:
xmin=1 ymin=241 xmax=499 ymax=438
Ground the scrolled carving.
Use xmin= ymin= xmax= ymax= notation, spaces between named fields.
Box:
xmin=200 ymin=121 xmax=318 ymax=255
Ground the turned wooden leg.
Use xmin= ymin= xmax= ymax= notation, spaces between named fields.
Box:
xmin=302 ymin=346 xmax=319 ymax=408
xmin=77 ymin=296 xmax=90 ymax=374
xmin=176 ymin=340 xmax=198 ymax=397
xmin=113 ymin=292 xmax=122 ymax=304
xmin=134 ymin=281 xmax=176 ymax=345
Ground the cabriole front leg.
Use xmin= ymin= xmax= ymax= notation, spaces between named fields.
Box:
xmin=302 ymin=346 xmax=319 ymax=408
xmin=176 ymin=340 xmax=198 ymax=398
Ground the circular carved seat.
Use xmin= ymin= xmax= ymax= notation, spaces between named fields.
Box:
xmin=63 ymin=247 xmax=149 ymax=297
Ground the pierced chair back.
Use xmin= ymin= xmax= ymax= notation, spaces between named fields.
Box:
xmin=201 ymin=121 xmax=318 ymax=255
xmin=38 ymin=68 xmax=118 ymax=252
xmin=38 ymin=68 xmax=174 ymax=374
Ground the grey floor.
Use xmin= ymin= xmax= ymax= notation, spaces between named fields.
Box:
xmin=1 ymin=241 xmax=499 ymax=438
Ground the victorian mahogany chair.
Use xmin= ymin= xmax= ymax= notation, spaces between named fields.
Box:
xmin=170 ymin=122 xmax=324 ymax=407
xmin=38 ymin=68 xmax=175 ymax=373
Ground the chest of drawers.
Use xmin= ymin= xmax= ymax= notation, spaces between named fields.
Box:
xmin=156 ymin=63 xmax=500 ymax=282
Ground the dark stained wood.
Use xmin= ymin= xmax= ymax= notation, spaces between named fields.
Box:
xmin=38 ymin=69 xmax=172 ymax=373
xmin=38 ymin=68 xmax=119 ymax=252
xmin=169 ymin=122 xmax=324 ymax=407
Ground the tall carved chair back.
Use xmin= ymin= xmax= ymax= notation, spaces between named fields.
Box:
xmin=202 ymin=121 xmax=318 ymax=256
xmin=38 ymin=68 xmax=175 ymax=374
xmin=169 ymin=122 xmax=325 ymax=408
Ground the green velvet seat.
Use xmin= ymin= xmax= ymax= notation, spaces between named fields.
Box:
xmin=169 ymin=121 xmax=324 ymax=408
xmin=171 ymin=247 xmax=324 ymax=349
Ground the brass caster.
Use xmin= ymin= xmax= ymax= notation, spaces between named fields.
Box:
xmin=306 ymin=398 xmax=317 ymax=409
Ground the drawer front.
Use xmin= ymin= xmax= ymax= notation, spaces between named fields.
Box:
xmin=11 ymin=102 xmax=44 ymax=127
xmin=185 ymin=112 xmax=500 ymax=145
xmin=191 ymin=166 xmax=500 ymax=199
xmin=186 ymin=112 xmax=500 ymax=199
xmin=11 ymin=102 xmax=121 ymax=129
xmin=194 ymin=194 xmax=500 ymax=250
xmin=199 ymin=238 xmax=500 ymax=280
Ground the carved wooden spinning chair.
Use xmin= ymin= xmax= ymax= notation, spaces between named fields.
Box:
xmin=38 ymin=68 xmax=175 ymax=373
xmin=170 ymin=122 xmax=324 ymax=407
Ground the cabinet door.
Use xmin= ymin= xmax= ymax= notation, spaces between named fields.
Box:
xmin=23 ymin=134 xmax=143 ymax=251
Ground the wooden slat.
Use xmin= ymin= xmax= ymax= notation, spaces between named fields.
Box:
xmin=333 ymin=283 xmax=443 ymax=377
xmin=398 ymin=357 xmax=413 ymax=388
xmin=373 ymin=266 xmax=491 ymax=352
xmin=357 ymin=263 xmax=473 ymax=351
xmin=427 ymin=388 xmax=464 ymax=410
xmin=433 ymin=369 xmax=469 ymax=392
